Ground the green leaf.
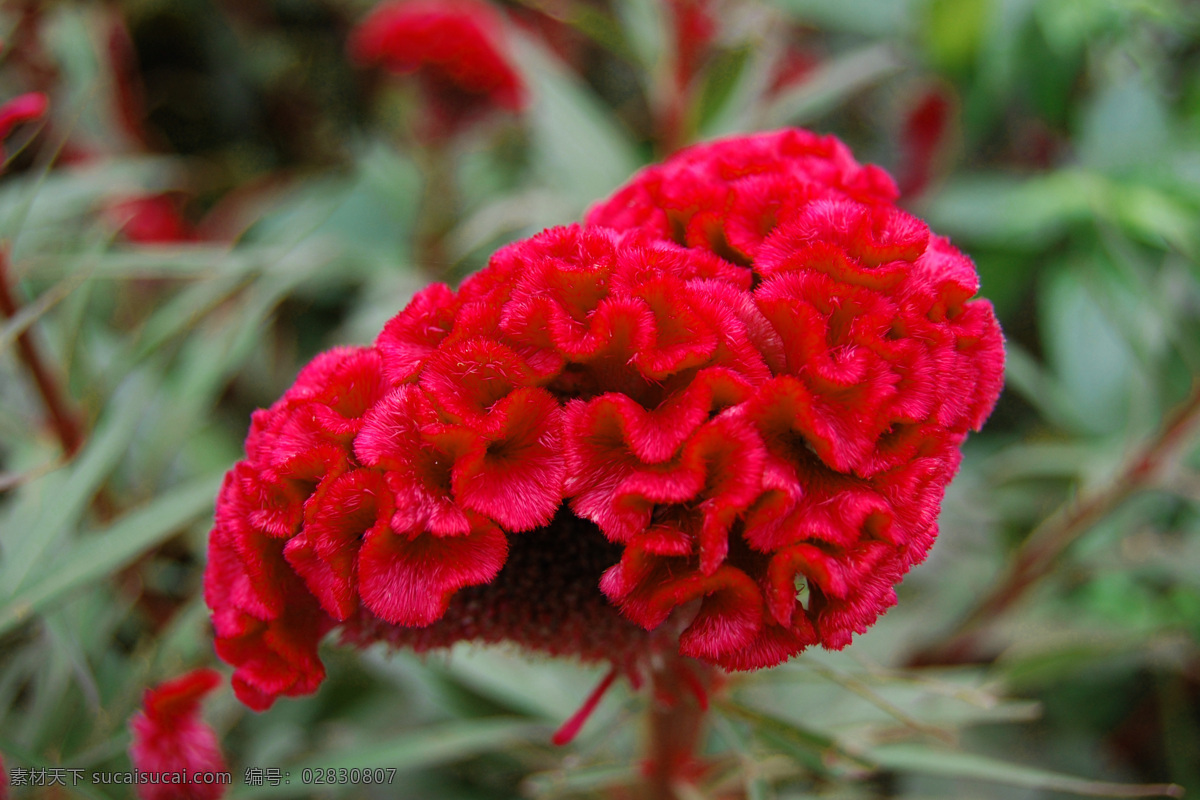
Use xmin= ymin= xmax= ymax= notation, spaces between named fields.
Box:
xmin=0 ymin=272 xmax=87 ymax=355
xmin=1041 ymin=269 xmax=1137 ymax=435
xmin=1001 ymin=341 xmax=1078 ymax=430
xmin=228 ymin=718 xmax=548 ymax=799
xmin=922 ymin=0 xmax=991 ymax=72
xmin=762 ymin=44 xmax=903 ymax=129
xmin=869 ymin=743 xmax=1184 ymax=797
xmin=21 ymin=247 xmax=266 ymax=280
xmin=1 ymin=374 xmax=155 ymax=593
xmin=524 ymin=763 xmax=639 ymax=798
xmin=717 ymin=701 xmax=865 ymax=775
xmin=710 ymin=713 xmax=776 ymax=800
xmin=771 ymin=0 xmax=916 ymax=37
xmin=924 ymin=171 xmax=1092 ymax=248
xmin=245 ymin=145 xmax=419 ymax=258
xmin=1078 ymin=77 xmax=1171 ymax=175
xmin=613 ymin=0 xmax=667 ymax=74
xmin=1101 ymin=180 xmax=1199 ymax=258
xmin=698 ymin=39 xmax=783 ymax=139
xmin=130 ymin=272 xmax=255 ymax=361
xmin=559 ymin=1 xmax=635 ymax=61
xmin=512 ymin=34 xmax=641 ymax=216
xmin=0 ymin=472 xmax=221 ymax=637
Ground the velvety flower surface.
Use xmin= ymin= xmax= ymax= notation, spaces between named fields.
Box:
xmin=348 ymin=0 xmax=526 ymax=135
xmin=207 ymin=128 xmax=1004 ymax=710
xmin=129 ymin=669 xmax=228 ymax=800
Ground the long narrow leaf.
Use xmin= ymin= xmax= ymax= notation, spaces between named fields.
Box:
xmin=0 ymin=473 xmax=221 ymax=637
xmin=870 ymin=744 xmax=1185 ymax=798
xmin=229 ymin=718 xmax=548 ymax=799
xmin=2 ymin=373 xmax=154 ymax=592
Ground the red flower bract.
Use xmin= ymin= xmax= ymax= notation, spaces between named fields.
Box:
xmin=207 ymin=128 xmax=1004 ymax=710
xmin=129 ymin=669 xmax=228 ymax=800
xmin=348 ymin=0 xmax=526 ymax=136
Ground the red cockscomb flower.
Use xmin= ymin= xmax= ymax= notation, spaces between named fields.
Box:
xmin=348 ymin=0 xmax=526 ymax=137
xmin=206 ymin=128 xmax=1003 ymax=716
xmin=129 ymin=669 xmax=228 ymax=800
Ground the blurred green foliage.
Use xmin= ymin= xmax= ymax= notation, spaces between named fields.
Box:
xmin=2 ymin=0 xmax=1200 ymax=797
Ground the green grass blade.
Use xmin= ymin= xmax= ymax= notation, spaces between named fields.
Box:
xmin=1 ymin=373 xmax=154 ymax=592
xmin=0 ymin=472 xmax=221 ymax=637
xmin=869 ymin=744 xmax=1185 ymax=798
xmin=762 ymin=43 xmax=903 ymax=128
xmin=228 ymin=718 xmax=548 ymax=799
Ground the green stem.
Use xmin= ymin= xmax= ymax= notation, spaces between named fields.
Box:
xmin=413 ymin=140 xmax=458 ymax=277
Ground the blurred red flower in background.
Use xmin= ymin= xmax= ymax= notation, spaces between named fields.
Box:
xmin=898 ymin=84 xmax=954 ymax=198
xmin=668 ymin=0 xmax=716 ymax=92
xmin=655 ymin=0 xmax=716 ymax=152
xmin=206 ymin=128 xmax=1003 ymax=714
xmin=129 ymin=669 xmax=227 ymax=800
xmin=0 ymin=91 xmax=47 ymax=164
xmin=108 ymin=194 xmax=200 ymax=244
xmin=769 ymin=46 xmax=820 ymax=97
xmin=348 ymin=0 xmax=526 ymax=137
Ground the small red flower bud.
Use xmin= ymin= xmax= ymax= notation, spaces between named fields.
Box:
xmin=207 ymin=128 xmax=1004 ymax=712
xmin=128 ymin=669 xmax=228 ymax=800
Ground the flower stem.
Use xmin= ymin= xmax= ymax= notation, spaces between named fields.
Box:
xmin=414 ymin=140 xmax=458 ymax=277
xmin=0 ymin=247 xmax=84 ymax=458
xmin=911 ymin=380 xmax=1200 ymax=666
xmin=641 ymin=657 xmax=714 ymax=800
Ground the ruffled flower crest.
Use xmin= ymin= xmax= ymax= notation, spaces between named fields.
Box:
xmin=207 ymin=128 xmax=1004 ymax=711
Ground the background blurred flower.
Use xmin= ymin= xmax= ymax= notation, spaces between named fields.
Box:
xmin=667 ymin=0 xmax=715 ymax=93
xmin=348 ymin=0 xmax=526 ymax=137
xmin=107 ymin=193 xmax=200 ymax=244
xmin=897 ymin=84 xmax=954 ymax=198
xmin=128 ymin=669 xmax=228 ymax=800
xmin=0 ymin=91 xmax=47 ymax=164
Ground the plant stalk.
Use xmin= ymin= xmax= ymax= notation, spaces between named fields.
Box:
xmin=912 ymin=380 xmax=1200 ymax=666
xmin=0 ymin=248 xmax=84 ymax=458
xmin=641 ymin=657 xmax=715 ymax=800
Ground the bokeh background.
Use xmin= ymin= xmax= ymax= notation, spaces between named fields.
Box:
xmin=1 ymin=0 xmax=1199 ymax=797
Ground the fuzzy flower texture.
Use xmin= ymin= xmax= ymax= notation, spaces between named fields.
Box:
xmin=207 ymin=129 xmax=1004 ymax=711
